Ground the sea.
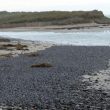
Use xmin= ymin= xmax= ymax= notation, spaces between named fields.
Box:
xmin=0 ymin=30 xmax=110 ymax=46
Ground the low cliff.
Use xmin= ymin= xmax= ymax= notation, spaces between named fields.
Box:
xmin=0 ymin=10 xmax=110 ymax=28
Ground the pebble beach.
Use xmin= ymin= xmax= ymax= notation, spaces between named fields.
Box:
xmin=0 ymin=38 xmax=110 ymax=109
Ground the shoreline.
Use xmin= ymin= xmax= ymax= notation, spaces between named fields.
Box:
xmin=1 ymin=34 xmax=110 ymax=109
xmin=0 ymin=23 xmax=110 ymax=32
xmin=0 ymin=37 xmax=54 ymax=58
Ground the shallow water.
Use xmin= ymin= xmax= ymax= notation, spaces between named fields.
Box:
xmin=0 ymin=30 xmax=110 ymax=46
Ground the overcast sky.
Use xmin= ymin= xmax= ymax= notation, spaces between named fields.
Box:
xmin=0 ymin=0 xmax=109 ymax=15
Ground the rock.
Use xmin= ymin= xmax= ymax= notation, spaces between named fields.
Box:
xmin=31 ymin=63 xmax=53 ymax=68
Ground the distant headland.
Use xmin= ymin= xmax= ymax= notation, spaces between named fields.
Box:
xmin=0 ymin=10 xmax=110 ymax=28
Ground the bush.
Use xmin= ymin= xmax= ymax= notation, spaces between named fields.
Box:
xmin=0 ymin=10 xmax=109 ymax=27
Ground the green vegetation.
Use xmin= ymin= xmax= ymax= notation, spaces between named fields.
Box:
xmin=0 ymin=10 xmax=110 ymax=28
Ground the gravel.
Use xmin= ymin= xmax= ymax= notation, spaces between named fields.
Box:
xmin=0 ymin=46 xmax=110 ymax=109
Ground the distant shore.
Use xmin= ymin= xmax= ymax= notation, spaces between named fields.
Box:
xmin=0 ymin=10 xmax=110 ymax=29
xmin=0 ymin=23 xmax=110 ymax=32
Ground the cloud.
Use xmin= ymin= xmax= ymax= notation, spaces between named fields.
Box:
xmin=0 ymin=0 xmax=109 ymax=14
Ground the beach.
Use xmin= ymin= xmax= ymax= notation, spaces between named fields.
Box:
xmin=0 ymin=23 xmax=110 ymax=32
xmin=0 ymin=2 xmax=110 ymax=110
xmin=0 ymin=37 xmax=53 ymax=58
xmin=0 ymin=37 xmax=110 ymax=109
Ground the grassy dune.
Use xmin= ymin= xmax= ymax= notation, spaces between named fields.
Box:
xmin=0 ymin=10 xmax=110 ymax=28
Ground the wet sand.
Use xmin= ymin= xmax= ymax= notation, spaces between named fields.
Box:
xmin=0 ymin=23 xmax=110 ymax=32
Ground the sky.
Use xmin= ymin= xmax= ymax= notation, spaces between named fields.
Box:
xmin=0 ymin=0 xmax=110 ymax=15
